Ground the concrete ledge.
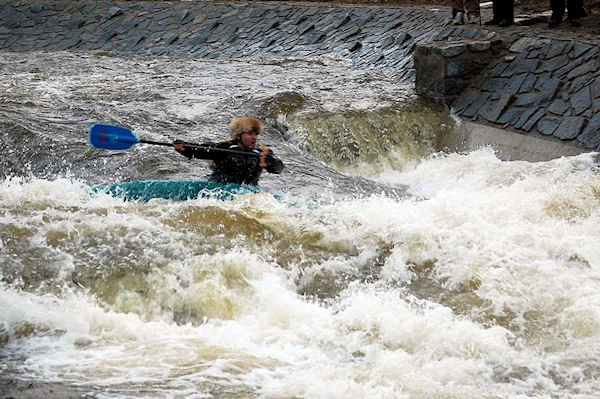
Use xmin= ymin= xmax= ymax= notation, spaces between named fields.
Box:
xmin=445 ymin=121 xmax=588 ymax=161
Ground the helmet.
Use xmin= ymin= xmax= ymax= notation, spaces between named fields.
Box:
xmin=228 ymin=117 xmax=263 ymax=138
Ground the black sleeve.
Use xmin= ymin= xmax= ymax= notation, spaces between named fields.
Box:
xmin=265 ymin=150 xmax=285 ymax=174
xmin=175 ymin=141 xmax=223 ymax=160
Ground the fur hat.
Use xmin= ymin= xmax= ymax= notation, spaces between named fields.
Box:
xmin=228 ymin=117 xmax=263 ymax=138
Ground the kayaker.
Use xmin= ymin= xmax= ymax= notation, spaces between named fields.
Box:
xmin=173 ymin=117 xmax=284 ymax=186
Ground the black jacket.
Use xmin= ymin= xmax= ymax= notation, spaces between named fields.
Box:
xmin=176 ymin=140 xmax=284 ymax=186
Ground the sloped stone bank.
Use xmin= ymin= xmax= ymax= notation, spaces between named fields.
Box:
xmin=414 ymin=26 xmax=600 ymax=152
xmin=0 ymin=0 xmax=448 ymax=83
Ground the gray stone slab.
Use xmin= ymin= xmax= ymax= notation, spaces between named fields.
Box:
xmin=538 ymin=117 xmax=560 ymax=136
xmin=487 ymin=62 xmax=508 ymax=78
xmin=522 ymin=108 xmax=546 ymax=132
xmin=446 ymin=60 xmax=471 ymax=78
xmin=546 ymin=40 xmax=569 ymax=59
xmin=439 ymin=43 xmax=467 ymax=58
xmin=514 ymin=108 xmax=537 ymax=129
xmin=452 ymin=88 xmax=480 ymax=113
xmin=543 ymin=54 xmax=569 ymax=73
xmin=570 ymin=87 xmax=592 ymax=115
xmin=576 ymin=114 xmax=600 ymax=148
xmin=548 ymin=98 xmax=569 ymax=115
xmin=567 ymin=60 xmax=597 ymax=81
xmin=519 ymin=73 xmax=537 ymax=93
xmin=538 ymin=78 xmax=561 ymax=103
xmin=497 ymin=108 xmax=523 ymax=125
xmin=478 ymin=94 xmax=513 ymax=123
xmin=570 ymin=75 xmax=594 ymax=94
xmin=164 ymin=31 xmax=178 ymax=45
xmin=463 ymin=93 xmax=491 ymax=118
xmin=107 ymin=7 xmax=123 ymax=19
xmin=571 ymin=42 xmax=593 ymax=59
xmin=469 ymin=41 xmax=491 ymax=52
xmin=554 ymin=57 xmax=583 ymax=78
xmin=482 ymin=77 xmax=506 ymax=92
xmin=509 ymin=37 xmax=537 ymax=53
xmin=553 ymin=116 xmax=586 ymax=140
xmin=513 ymin=58 xmax=540 ymax=74
xmin=583 ymin=47 xmax=599 ymax=63
xmin=513 ymin=93 xmax=539 ymax=107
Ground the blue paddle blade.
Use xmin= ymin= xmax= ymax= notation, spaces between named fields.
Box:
xmin=89 ymin=124 xmax=140 ymax=150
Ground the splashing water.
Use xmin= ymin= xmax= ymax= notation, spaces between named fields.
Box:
xmin=1 ymin=50 xmax=600 ymax=398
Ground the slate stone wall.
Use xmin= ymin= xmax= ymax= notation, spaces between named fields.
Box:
xmin=416 ymin=26 xmax=600 ymax=151
xmin=414 ymin=38 xmax=506 ymax=105
xmin=0 ymin=0 xmax=448 ymax=83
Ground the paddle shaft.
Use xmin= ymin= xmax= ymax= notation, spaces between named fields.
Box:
xmin=89 ymin=124 xmax=262 ymax=158
xmin=142 ymin=138 xmax=261 ymax=158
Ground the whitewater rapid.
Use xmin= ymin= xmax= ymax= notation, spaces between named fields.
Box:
xmin=1 ymin=50 xmax=600 ymax=398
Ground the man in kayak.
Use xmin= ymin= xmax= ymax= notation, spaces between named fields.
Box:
xmin=173 ymin=117 xmax=284 ymax=186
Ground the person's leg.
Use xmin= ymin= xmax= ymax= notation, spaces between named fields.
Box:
xmin=451 ymin=0 xmax=465 ymax=24
xmin=549 ymin=0 xmax=565 ymax=27
xmin=465 ymin=0 xmax=480 ymax=24
xmin=498 ymin=0 xmax=515 ymax=26
xmin=567 ymin=0 xmax=582 ymax=26
xmin=485 ymin=0 xmax=501 ymax=24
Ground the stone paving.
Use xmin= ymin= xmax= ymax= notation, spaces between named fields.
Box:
xmin=1 ymin=0 xmax=599 ymax=151
xmin=436 ymin=25 xmax=600 ymax=150
xmin=0 ymin=0 xmax=449 ymax=83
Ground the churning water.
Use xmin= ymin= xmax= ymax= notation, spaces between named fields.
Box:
xmin=1 ymin=51 xmax=599 ymax=398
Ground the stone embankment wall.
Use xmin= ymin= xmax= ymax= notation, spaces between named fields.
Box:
xmin=416 ymin=26 xmax=600 ymax=151
xmin=1 ymin=0 xmax=599 ymax=153
xmin=0 ymin=0 xmax=447 ymax=83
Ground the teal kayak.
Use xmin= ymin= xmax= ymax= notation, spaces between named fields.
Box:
xmin=96 ymin=180 xmax=261 ymax=202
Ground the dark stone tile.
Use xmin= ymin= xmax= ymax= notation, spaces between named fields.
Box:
xmin=548 ymin=99 xmax=569 ymax=115
xmin=570 ymin=87 xmax=592 ymax=115
xmin=488 ymin=62 xmax=508 ymax=78
xmin=463 ymin=93 xmax=490 ymax=118
xmin=513 ymin=59 xmax=540 ymax=74
xmin=107 ymin=6 xmax=123 ymax=20
xmin=514 ymin=108 xmax=536 ymax=129
xmin=513 ymin=93 xmax=539 ymax=107
xmin=577 ymin=115 xmax=600 ymax=148
xmin=538 ymin=117 xmax=560 ymax=136
xmin=519 ymin=73 xmax=537 ymax=93
xmin=583 ymin=47 xmax=599 ymax=63
xmin=567 ymin=61 xmax=597 ymax=81
xmin=396 ymin=32 xmax=412 ymax=46
xmin=546 ymin=40 xmax=569 ymax=59
xmin=497 ymin=108 xmax=523 ymax=125
xmin=522 ymin=108 xmax=546 ymax=132
xmin=482 ymin=77 xmax=506 ymax=92
xmin=571 ymin=42 xmax=593 ymax=59
xmin=452 ymin=88 xmax=479 ymax=113
xmin=439 ymin=43 xmax=467 ymax=58
xmin=543 ymin=54 xmax=569 ymax=73
xmin=553 ymin=116 xmax=586 ymax=140
xmin=570 ymin=75 xmax=594 ymax=94
xmin=478 ymin=95 xmax=513 ymax=123
xmin=538 ymin=78 xmax=562 ymax=103
xmin=554 ymin=57 xmax=583 ymax=78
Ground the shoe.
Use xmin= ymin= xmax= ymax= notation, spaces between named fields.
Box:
xmin=548 ymin=18 xmax=561 ymax=28
xmin=467 ymin=13 xmax=480 ymax=25
xmin=498 ymin=19 xmax=514 ymax=27
xmin=548 ymin=14 xmax=562 ymax=28
xmin=484 ymin=18 xmax=500 ymax=25
xmin=453 ymin=11 xmax=464 ymax=25
xmin=569 ymin=18 xmax=581 ymax=27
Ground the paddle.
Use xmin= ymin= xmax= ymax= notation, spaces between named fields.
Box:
xmin=88 ymin=124 xmax=260 ymax=158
